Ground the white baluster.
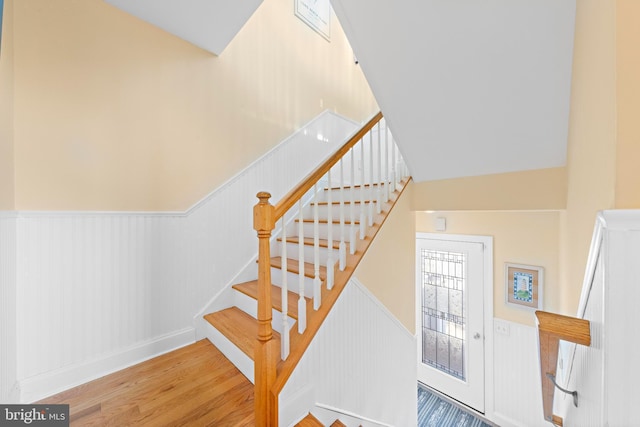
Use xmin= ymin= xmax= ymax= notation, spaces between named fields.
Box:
xmin=359 ymin=139 xmax=366 ymax=239
xmin=390 ymin=138 xmax=398 ymax=193
xmin=280 ymin=218 xmax=289 ymax=359
xmin=297 ymin=199 xmax=306 ymax=333
xmin=349 ymin=147 xmax=356 ymax=255
xmin=384 ymin=122 xmax=390 ymax=203
xmin=326 ymin=170 xmax=335 ymax=290
xmin=376 ymin=122 xmax=382 ymax=214
xmin=313 ymin=183 xmax=321 ymax=310
xmin=338 ymin=158 xmax=346 ymax=271
xmin=368 ymin=131 xmax=374 ymax=226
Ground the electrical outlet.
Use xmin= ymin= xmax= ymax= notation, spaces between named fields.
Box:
xmin=494 ymin=321 xmax=510 ymax=336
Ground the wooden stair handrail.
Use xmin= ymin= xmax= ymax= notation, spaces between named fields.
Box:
xmin=274 ymin=111 xmax=383 ymax=220
xmin=253 ymin=111 xmax=386 ymax=427
xmin=535 ymin=310 xmax=591 ymax=426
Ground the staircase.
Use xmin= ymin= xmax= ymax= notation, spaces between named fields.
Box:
xmin=199 ymin=112 xmax=410 ymax=426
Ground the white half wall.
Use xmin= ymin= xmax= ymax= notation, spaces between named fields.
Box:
xmin=280 ymin=279 xmax=417 ymax=427
xmin=0 ymin=213 xmax=18 ymax=403
xmin=3 ymin=110 xmax=360 ymax=403
xmin=492 ymin=319 xmax=547 ymax=427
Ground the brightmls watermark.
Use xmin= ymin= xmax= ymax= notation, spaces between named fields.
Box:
xmin=0 ymin=405 xmax=69 ymax=426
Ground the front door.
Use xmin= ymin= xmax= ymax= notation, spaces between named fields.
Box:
xmin=416 ymin=236 xmax=485 ymax=413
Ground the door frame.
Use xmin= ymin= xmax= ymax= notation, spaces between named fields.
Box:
xmin=415 ymin=232 xmax=494 ymax=417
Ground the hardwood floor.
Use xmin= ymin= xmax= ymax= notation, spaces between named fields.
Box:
xmin=38 ymin=340 xmax=255 ymax=426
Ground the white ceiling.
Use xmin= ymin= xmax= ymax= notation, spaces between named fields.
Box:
xmin=104 ymin=0 xmax=263 ymax=55
xmin=332 ymin=0 xmax=576 ymax=182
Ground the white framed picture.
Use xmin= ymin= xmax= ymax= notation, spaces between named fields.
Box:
xmin=294 ymin=0 xmax=331 ymax=41
xmin=505 ymin=263 xmax=543 ymax=310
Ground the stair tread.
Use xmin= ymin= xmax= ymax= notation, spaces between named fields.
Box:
xmin=311 ymin=200 xmax=374 ymax=206
xmin=204 ymin=307 xmax=280 ymax=361
xmin=325 ymin=182 xmax=389 ymax=191
xmin=296 ymin=218 xmax=360 ymax=225
xmin=296 ymin=413 xmax=324 ymax=427
xmin=330 ymin=421 xmax=347 ymax=427
xmin=270 ymin=257 xmax=327 ymax=280
xmin=233 ymin=280 xmax=308 ymax=320
xmin=277 ymin=236 xmax=341 ymax=250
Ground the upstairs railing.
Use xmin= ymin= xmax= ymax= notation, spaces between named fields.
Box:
xmin=535 ymin=311 xmax=591 ymax=426
xmin=252 ymin=112 xmax=409 ymax=426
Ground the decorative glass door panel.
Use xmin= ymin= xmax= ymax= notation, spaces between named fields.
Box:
xmin=420 ymin=249 xmax=467 ymax=380
xmin=416 ymin=236 xmax=486 ymax=413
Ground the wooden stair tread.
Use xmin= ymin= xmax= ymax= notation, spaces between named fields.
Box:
xmin=325 ymin=182 xmax=389 ymax=191
xmin=270 ymin=257 xmax=327 ymax=280
xmin=296 ymin=218 xmax=360 ymax=225
xmin=295 ymin=413 xmax=324 ymax=427
xmin=233 ymin=280 xmax=307 ymax=320
xmin=330 ymin=421 xmax=347 ymax=427
xmin=278 ymin=236 xmax=341 ymax=250
xmin=311 ymin=200 xmax=374 ymax=206
xmin=204 ymin=307 xmax=280 ymax=361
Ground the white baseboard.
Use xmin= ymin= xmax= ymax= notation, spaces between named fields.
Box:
xmin=280 ymin=383 xmax=315 ymax=427
xmin=313 ymin=403 xmax=393 ymax=427
xmin=19 ymin=327 xmax=196 ymax=403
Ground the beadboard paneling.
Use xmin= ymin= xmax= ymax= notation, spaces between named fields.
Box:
xmin=10 ymin=110 xmax=359 ymax=402
xmin=492 ymin=319 xmax=547 ymax=427
xmin=0 ymin=213 xmax=18 ymax=403
xmin=560 ymin=255 xmax=604 ymax=427
xmin=280 ymin=278 xmax=417 ymax=427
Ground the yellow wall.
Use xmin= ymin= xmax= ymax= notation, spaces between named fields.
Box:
xmin=559 ymin=0 xmax=617 ymax=314
xmin=412 ymin=167 xmax=567 ymax=212
xmin=10 ymin=0 xmax=377 ymax=211
xmin=355 ymin=182 xmax=416 ymax=333
xmin=416 ymin=211 xmax=560 ymax=327
xmin=615 ymin=0 xmax=640 ymax=209
xmin=0 ymin=0 xmax=14 ymax=210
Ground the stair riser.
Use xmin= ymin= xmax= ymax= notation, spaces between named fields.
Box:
xmin=316 ymin=185 xmax=388 ymax=203
xmin=202 ymin=323 xmax=254 ymax=384
xmin=295 ymin=221 xmax=363 ymax=242
xmin=233 ymin=290 xmax=296 ymax=335
xmin=278 ymin=241 xmax=335 ymax=267
xmin=270 ymin=267 xmax=318 ymax=298
xmin=305 ymin=203 xmax=368 ymax=222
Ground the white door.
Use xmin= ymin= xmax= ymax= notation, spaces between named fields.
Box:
xmin=416 ymin=236 xmax=485 ymax=413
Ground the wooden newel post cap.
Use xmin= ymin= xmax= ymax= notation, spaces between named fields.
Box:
xmin=254 ymin=192 xmax=275 ymax=233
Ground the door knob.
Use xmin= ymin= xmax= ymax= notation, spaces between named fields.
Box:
xmin=473 ymin=333 xmax=481 ymax=340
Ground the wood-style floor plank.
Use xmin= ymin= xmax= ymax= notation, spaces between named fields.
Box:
xmin=37 ymin=340 xmax=254 ymax=426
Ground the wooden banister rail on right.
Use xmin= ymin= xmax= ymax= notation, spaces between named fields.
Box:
xmin=252 ymin=111 xmax=410 ymax=426
xmin=535 ymin=311 xmax=591 ymax=426
xmin=274 ymin=111 xmax=383 ymax=219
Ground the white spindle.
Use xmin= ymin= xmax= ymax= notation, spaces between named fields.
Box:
xmin=326 ymin=170 xmax=335 ymax=290
xmin=368 ymin=131 xmax=374 ymax=226
xmin=280 ymin=218 xmax=289 ymax=359
xmin=349 ymin=147 xmax=356 ymax=255
xmin=391 ymin=140 xmax=397 ymax=193
xmin=297 ymin=199 xmax=306 ymax=333
xmin=338 ymin=158 xmax=346 ymax=271
xmin=359 ymin=139 xmax=366 ymax=239
xmin=384 ymin=123 xmax=390 ymax=203
xmin=313 ymin=183 xmax=321 ymax=310
xmin=376 ymin=122 xmax=382 ymax=214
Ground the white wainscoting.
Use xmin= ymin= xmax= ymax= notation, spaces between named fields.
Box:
xmin=558 ymin=211 xmax=640 ymax=427
xmin=6 ymin=110 xmax=360 ymax=402
xmin=280 ymin=278 xmax=417 ymax=427
xmin=492 ymin=319 xmax=547 ymax=427
xmin=0 ymin=213 xmax=18 ymax=403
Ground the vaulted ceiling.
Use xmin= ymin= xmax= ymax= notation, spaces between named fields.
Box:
xmin=331 ymin=0 xmax=576 ymax=182
xmin=104 ymin=0 xmax=576 ymax=182
xmin=104 ymin=0 xmax=263 ymax=56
